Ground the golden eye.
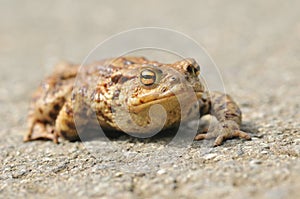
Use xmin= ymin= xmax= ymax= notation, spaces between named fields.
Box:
xmin=140 ymin=69 xmax=156 ymax=86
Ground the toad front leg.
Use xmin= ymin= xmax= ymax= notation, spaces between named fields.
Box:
xmin=54 ymin=100 xmax=79 ymax=141
xmin=195 ymin=91 xmax=251 ymax=146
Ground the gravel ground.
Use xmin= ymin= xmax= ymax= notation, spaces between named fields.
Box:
xmin=1 ymin=1 xmax=299 ymax=198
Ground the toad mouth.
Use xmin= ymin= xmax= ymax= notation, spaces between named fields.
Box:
xmin=129 ymin=91 xmax=203 ymax=113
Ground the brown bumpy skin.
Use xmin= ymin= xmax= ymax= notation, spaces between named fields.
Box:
xmin=24 ymin=62 xmax=78 ymax=143
xmin=24 ymin=57 xmax=251 ymax=146
xmin=194 ymin=91 xmax=251 ymax=146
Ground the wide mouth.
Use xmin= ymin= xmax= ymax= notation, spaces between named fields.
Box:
xmin=128 ymin=91 xmax=203 ymax=113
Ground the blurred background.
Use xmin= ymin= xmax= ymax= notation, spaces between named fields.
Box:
xmin=1 ymin=1 xmax=299 ymax=100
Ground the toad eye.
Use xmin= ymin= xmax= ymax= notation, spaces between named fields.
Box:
xmin=140 ymin=69 xmax=157 ymax=86
xmin=186 ymin=64 xmax=200 ymax=76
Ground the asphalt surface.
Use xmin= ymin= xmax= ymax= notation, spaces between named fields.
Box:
xmin=0 ymin=1 xmax=299 ymax=198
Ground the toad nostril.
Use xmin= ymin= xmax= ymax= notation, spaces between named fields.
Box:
xmin=160 ymin=86 xmax=167 ymax=92
xmin=170 ymin=77 xmax=177 ymax=82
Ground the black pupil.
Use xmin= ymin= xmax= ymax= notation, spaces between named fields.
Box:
xmin=141 ymin=70 xmax=156 ymax=86
xmin=142 ymin=74 xmax=155 ymax=80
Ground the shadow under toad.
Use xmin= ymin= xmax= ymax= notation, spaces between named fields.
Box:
xmin=77 ymin=119 xmax=260 ymax=148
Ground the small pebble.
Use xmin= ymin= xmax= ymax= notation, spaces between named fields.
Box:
xmin=115 ymin=172 xmax=123 ymax=177
xmin=237 ymin=146 xmax=244 ymax=156
xmin=260 ymin=143 xmax=270 ymax=149
xmin=261 ymin=150 xmax=269 ymax=154
xmin=203 ymin=153 xmax=217 ymax=160
xmin=250 ymin=159 xmax=262 ymax=166
xmin=12 ymin=169 xmax=26 ymax=178
xmin=157 ymin=169 xmax=166 ymax=175
xmin=294 ymin=139 xmax=300 ymax=144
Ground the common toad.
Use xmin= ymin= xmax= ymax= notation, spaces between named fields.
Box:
xmin=24 ymin=57 xmax=251 ymax=146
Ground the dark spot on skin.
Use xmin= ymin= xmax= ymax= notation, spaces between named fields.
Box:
xmin=96 ymin=110 xmax=112 ymax=123
xmin=38 ymin=108 xmax=43 ymax=114
xmin=200 ymin=105 xmax=208 ymax=116
xmin=111 ymin=74 xmax=122 ymax=83
xmin=224 ymin=112 xmax=239 ymax=120
xmin=199 ymin=101 xmax=211 ymax=116
xmin=49 ymin=111 xmax=57 ymax=120
xmin=112 ymin=90 xmax=120 ymax=100
xmin=65 ymin=105 xmax=73 ymax=116
xmin=66 ymin=121 xmax=75 ymax=129
xmin=60 ymin=131 xmax=68 ymax=138
xmin=54 ymin=104 xmax=60 ymax=111
xmin=71 ymin=93 xmax=76 ymax=101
